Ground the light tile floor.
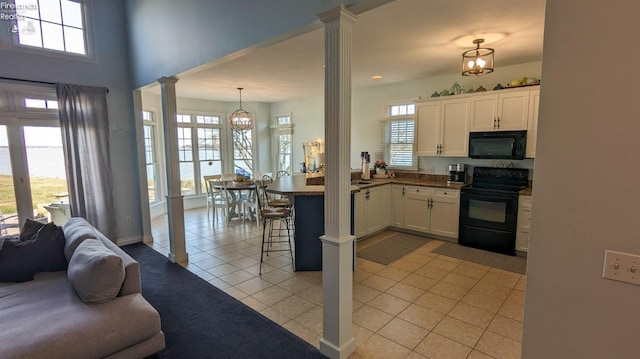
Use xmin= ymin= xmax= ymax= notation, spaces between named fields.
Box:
xmin=149 ymin=208 xmax=525 ymax=359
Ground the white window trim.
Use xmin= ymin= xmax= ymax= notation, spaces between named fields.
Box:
xmin=379 ymin=99 xmax=418 ymax=170
xmin=6 ymin=0 xmax=97 ymax=63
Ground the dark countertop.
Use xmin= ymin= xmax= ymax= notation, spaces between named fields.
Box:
xmin=266 ymin=173 xmax=465 ymax=196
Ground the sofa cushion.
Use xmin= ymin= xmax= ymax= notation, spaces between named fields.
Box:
xmin=67 ymin=239 xmax=125 ymax=304
xmin=62 ymin=217 xmax=98 ymax=261
xmin=19 ymin=218 xmax=45 ymax=242
xmin=0 ymin=272 xmax=162 ymax=359
xmin=0 ymin=223 xmax=67 ymax=283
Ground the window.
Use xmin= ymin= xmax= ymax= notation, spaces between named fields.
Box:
xmin=232 ymin=130 xmax=252 ymax=176
xmin=25 ymin=98 xmax=58 ymax=109
xmin=176 ymin=113 xmax=223 ymax=195
xmin=271 ymin=114 xmax=293 ymax=174
xmin=13 ymin=0 xmax=88 ymax=56
xmin=142 ymin=111 xmax=159 ymax=203
xmin=380 ymin=102 xmax=417 ymax=169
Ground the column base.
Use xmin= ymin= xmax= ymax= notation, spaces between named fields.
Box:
xmin=319 ymin=337 xmax=356 ymax=359
xmin=168 ymin=251 xmax=189 ymax=263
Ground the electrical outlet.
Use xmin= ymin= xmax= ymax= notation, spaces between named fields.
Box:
xmin=126 ymin=216 xmax=132 ymax=224
xmin=602 ymin=250 xmax=640 ymax=286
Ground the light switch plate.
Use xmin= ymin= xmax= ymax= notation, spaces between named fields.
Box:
xmin=602 ymin=250 xmax=640 ymax=286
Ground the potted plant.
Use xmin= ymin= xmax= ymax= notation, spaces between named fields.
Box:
xmin=374 ymin=160 xmax=387 ymax=176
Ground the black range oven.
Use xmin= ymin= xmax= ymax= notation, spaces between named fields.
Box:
xmin=458 ymin=167 xmax=529 ymax=255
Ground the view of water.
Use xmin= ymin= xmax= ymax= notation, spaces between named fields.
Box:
xmin=0 ymin=147 xmax=67 ymax=178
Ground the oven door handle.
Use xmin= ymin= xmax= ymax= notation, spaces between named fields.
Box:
xmin=461 ymin=191 xmax=518 ymax=202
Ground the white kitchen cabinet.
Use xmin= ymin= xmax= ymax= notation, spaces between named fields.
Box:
xmin=354 ymin=184 xmax=391 ymax=238
xmin=516 ymin=195 xmax=532 ymax=252
xmin=404 ymin=186 xmax=432 ymax=233
xmin=429 ymin=189 xmax=460 ymax=238
xmin=393 ymin=185 xmax=460 ymax=239
xmin=416 ymin=98 xmax=469 ymax=157
xmin=469 ymin=88 xmax=531 ymax=132
xmin=526 ymin=89 xmax=540 ymax=158
xmin=354 ymin=191 xmax=366 ymax=238
xmin=390 ymin=184 xmax=405 ymax=228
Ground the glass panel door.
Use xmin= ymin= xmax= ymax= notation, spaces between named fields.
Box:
xmin=24 ymin=126 xmax=69 ymax=223
xmin=0 ymin=125 xmax=19 ymax=235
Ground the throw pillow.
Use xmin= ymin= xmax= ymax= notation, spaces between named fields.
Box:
xmin=67 ymin=238 xmax=125 ymax=304
xmin=19 ymin=218 xmax=45 ymax=242
xmin=0 ymin=223 xmax=67 ymax=282
xmin=62 ymin=218 xmax=99 ymax=261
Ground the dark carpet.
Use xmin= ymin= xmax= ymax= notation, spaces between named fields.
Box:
xmin=432 ymin=242 xmax=527 ymax=274
xmin=357 ymin=232 xmax=432 ymax=265
xmin=123 ymin=243 xmax=327 ymax=359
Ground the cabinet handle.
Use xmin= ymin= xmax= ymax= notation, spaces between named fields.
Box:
xmin=402 ymin=187 xmax=405 ymax=195
xmin=497 ymin=116 xmax=501 ymax=128
xmin=493 ymin=117 xmax=497 ymax=130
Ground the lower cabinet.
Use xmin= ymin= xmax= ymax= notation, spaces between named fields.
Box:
xmin=395 ymin=185 xmax=460 ymax=239
xmin=354 ymin=184 xmax=391 ymax=238
xmin=516 ymin=195 xmax=532 ymax=252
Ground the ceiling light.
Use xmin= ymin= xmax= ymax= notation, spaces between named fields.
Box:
xmin=372 ymin=75 xmax=383 ymax=80
xmin=229 ymin=87 xmax=254 ymax=132
xmin=461 ymin=38 xmax=494 ymax=76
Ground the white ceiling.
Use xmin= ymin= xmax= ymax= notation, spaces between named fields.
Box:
xmin=162 ymin=0 xmax=546 ymax=103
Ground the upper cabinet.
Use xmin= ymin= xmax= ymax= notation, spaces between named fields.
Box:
xmin=416 ymin=98 xmax=469 ymax=157
xmin=526 ymin=88 xmax=540 ymax=158
xmin=469 ymin=88 xmax=531 ymax=132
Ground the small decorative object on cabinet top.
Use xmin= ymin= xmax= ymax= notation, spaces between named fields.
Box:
xmin=475 ymin=85 xmax=487 ymax=92
xmin=450 ymin=82 xmax=464 ymax=95
xmin=431 ymin=91 xmax=441 ymax=97
xmin=493 ymin=83 xmax=504 ymax=90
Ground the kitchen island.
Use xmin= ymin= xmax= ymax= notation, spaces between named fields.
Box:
xmin=265 ymin=174 xmax=359 ymax=271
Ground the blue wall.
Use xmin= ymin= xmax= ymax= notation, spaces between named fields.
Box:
xmin=124 ymin=0 xmax=367 ymax=87
xmin=0 ymin=0 xmax=141 ymax=241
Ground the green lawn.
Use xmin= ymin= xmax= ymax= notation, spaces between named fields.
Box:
xmin=0 ymin=174 xmax=68 ymax=214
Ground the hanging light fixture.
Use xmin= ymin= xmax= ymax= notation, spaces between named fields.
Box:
xmin=229 ymin=87 xmax=254 ymax=131
xmin=461 ymin=38 xmax=494 ymax=76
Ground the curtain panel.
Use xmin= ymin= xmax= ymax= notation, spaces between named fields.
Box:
xmin=56 ymin=84 xmax=115 ymax=239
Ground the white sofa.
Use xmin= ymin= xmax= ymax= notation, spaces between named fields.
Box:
xmin=0 ymin=217 xmax=165 ymax=359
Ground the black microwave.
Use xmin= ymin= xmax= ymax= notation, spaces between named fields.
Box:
xmin=468 ymin=130 xmax=527 ymax=160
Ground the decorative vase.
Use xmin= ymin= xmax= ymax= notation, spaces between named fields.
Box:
xmin=375 ymin=168 xmax=386 ymax=176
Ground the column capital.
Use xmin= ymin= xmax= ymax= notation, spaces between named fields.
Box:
xmin=318 ymin=4 xmax=358 ymax=24
xmin=157 ymin=76 xmax=179 ymax=85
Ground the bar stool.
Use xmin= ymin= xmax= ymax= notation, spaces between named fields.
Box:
xmin=255 ymin=180 xmax=294 ymax=275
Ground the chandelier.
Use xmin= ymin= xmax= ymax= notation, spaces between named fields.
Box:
xmin=461 ymin=38 xmax=494 ymax=76
xmin=229 ymin=87 xmax=254 ymax=131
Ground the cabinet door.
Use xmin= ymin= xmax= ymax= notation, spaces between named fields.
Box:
xmin=416 ymin=102 xmax=440 ymax=156
xmin=366 ymin=185 xmax=391 ymax=234
xmin=390 ymin=185 xmax=405 ymax=228
xmin=404 ymin=187 xmax=431 ymax=233
xmin=469 ymin=94 xmax=498 ymax=131
xmin=526 ymin=89 xmax=540 ymax=158
xmin=430 ymin=189 xmax=460 ymax=238
xmin=497 ymin=90 xmax=529 ymax=130
xmin=354 ymin=191 xmax=366 ymax=238
xmin=516 ymin=196 xmax=532 ymax=252
xmin=440 ymin=98 xmax=469 ymax=157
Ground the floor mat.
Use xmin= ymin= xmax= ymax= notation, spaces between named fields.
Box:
xmin=432 ymin=242 xmax=527 ymax=274
xmin=357 ymin=232 xmax=432 ymax=265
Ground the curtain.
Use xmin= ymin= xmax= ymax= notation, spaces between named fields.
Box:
xmin=56 ymin=84 xmax=115 ymax=239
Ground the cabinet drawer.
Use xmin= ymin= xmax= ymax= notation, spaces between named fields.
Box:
xmin=432 ymin=189 xmax=459 ymax=204
xmin=405 ymin=186 xmax=432 ymax=195
xmin=518 ymin=207 xmax=531 ymax=229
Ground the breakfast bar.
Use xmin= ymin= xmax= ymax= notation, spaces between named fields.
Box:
xmin=264 ymin=174 xmax=359 ymax=271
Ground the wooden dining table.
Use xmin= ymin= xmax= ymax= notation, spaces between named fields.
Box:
xmin=209 ymin=180 xmax=257 ymax=222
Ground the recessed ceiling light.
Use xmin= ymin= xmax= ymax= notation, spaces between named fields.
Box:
xmin=372 ymin=75 xmax=383 ymax=80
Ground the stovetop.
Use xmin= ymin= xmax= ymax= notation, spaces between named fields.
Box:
xmin=464 ymin=167 xmax=529 ymax=193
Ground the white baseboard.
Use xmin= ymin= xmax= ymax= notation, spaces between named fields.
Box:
xmin=116 ymin=235 xmax=143 ymax=246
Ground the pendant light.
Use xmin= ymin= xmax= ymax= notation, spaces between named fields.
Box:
xmin=229 ymin=87 xmax=254 ymax=131
xmin=462 ymin=38 xmax=494 ymax=76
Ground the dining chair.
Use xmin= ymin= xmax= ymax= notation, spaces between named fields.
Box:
xmin=0 ymin=210 xmax=20 ymax=235
xmin=255 ymin=180 xmax=294 ymax=275
xmin=204 ymin=175 xmax=240 ymax=226
xmin=203 ymin=175 xmax=221 ymax=219
xmin=275 ymin=170 xmax=290 ymax=178
xmin=241 ymin=188 xmax=260 ymax=224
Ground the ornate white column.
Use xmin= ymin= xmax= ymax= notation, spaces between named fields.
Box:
xmin=318 ymin=5 xmax=358 ymax=359
xmin=157 ymin=76 xmax=188 ymax=263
